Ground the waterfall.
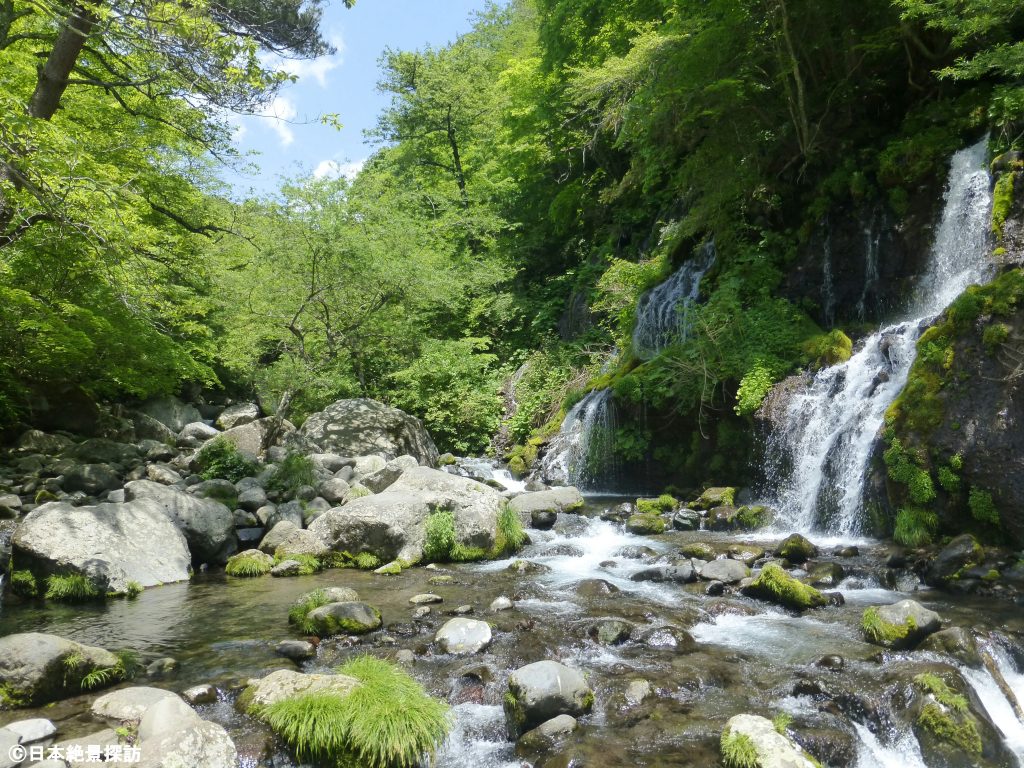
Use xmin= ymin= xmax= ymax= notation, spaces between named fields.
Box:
xmin=764 ymin=138 xmax=993 ymax=534
xmin=962 ymin=642 xmax=1024 ymax=764
xmin=856 ymin=208 xmax=882 ymax=320
xmin=632 ymin=241 xmax=716 ymax=360
xmin=538 ymin=389 xmax=619 ymax=490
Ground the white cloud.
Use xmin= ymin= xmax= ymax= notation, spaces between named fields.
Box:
xmin=265 ymin=33 xmax=345 ymax=88
xmin=313 ymin=158 xmax=366 ymax=181
xmin=257 ymin=96 xmax=297 ymax=147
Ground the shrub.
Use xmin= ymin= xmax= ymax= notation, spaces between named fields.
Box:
xmin=260 ymin=656 xmax=450 ymax=768
xmin=268 ymin=454 xmax=317 ymax=496
xmin=45 ymin=574 xmax=102 ymax=602
xmin=196 ymin=438 xmax=259 ymax=483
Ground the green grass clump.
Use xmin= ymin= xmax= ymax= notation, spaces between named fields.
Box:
xmin=861 ymin=606 xmax=916 ymax=646
xmin=260 ymin=656 xmax=450 ymax=768
xmin=772 ymin=713 xmax=793 ymax=734
xmin=937 ymin=465 xmax=961 ymax=494
xmin=10 ymin=569 xmax=38 ymax=598
xmin=894 ymin=506 xmax=938 ymax=547
xmin=375 ymin=561 xmax=403 ymax=575
xmin=45 ymin=574 xmax=101 ymax=602
xmin=746 ymin=563 xmax=826 ymax=611
xmin=991 ymin=171 xmax=1016 ymax=239
xmin=736 ymin=505 xmax=771 ymax=530
xmin=492 ymin=505 xmax=527 ymax=557
xmin=803 ymin=329 xmax=853 ymax=367
xmin=636 ymin=494 xmax=677 ymax=514
xmin=355 ymin=552 xmax=381 ymax=570
xmin=268 ymin=453 xmax=317 ymax=496
xmin=64 ymin=649 xmax=138 ymax=692
xmin=289 ymin=589 xmax=331 ymax=634
xmin=423 ymin=510 xmax=457 ymax=563
xmin=968 ymin=488 xmax=999 ymax=526
xmin=275 ymin=553 xmax=322 ymax=576
xmin=197 ymin=438 xmax=259 ymax=483
xmin=720 ymin=729 xmax=759 ymax=768
xmin=226 ymin=551 xmax=273 ymax=577
xmin=125 ymin=581 xmax=143 ymax=598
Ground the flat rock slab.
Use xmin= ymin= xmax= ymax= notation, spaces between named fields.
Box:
xmin=435 ymin=618 xmax=492 ymax=654
xmin=242 ymin=670 xmax=359 ymax=710
xmin=91 ymin=686 xmax=178 ymax=722
xmin=4 ymin=718 xmax=56 ymax=744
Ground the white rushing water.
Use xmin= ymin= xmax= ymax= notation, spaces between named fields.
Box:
xmin=765 ymin=138 xmax=993 ymax=534
xmin=853 ymin=722 xmax=929 ymax=768
xmin=538 ymin=388 xmax=618 ymax=490
xmin=632 ymin=241 xmax=716 ymax=360
xmin=963 ymin=643 xmax=1024 ymax=765
xmin=447 ymin=457 xmax=527 ymax=494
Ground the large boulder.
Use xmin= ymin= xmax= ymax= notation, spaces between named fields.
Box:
xmin=310 ymin=466 xmax=505 ymax=563
xmin=240 ymin=669 xmax=359 ymax=711
xmin=0 ymin=633 xmax=122 ymax=707
xmin=136 ymin=694 xmax=236 ymax=768
xmin=131 ymin=412 xmax=178 ymax=444
xmin=509 ymin=487 xmax=584 ymax=516
xmin=299 ymin=398 xmax=439 ymax=466
xmin=215 ymin=403 xmax=260 ymax=430
xmin=124 ymin=480 xmax=237 ymax=564
xmin=305 ymin=602 xmax=382 ymax=636
xmin=138 ymin=397 xmax=202 ymax=433
xmin=91 ymin=686 xmax=178 ymax=722
xmin=362 ymin=455 xmax=419 ymax=493
xmin=503 ymin=661 xmax=593 ymax=739
xmin=258 ymin=521 xmax=329 ymax=559
xmin=62 ymin=463 xmax=122 ymax=495
xmin=721 ymin=714 xmax=818 ymax=768
xmin=12 ymin=500 xmax=192 ymax=592
xmin=862 ymin=599 xmax=941 ymax=649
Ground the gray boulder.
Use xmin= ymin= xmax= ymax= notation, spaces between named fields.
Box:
xmin=0 ymin=729 xmax=19 ymax=768
xmin=179 ymin=422 xmax=219 ymax=442
xmin=318 ymin=477 xmax=351 ymax=505
xmin=215 ymin=403 xmax=260 ymax=430
xmin=310 ymin=467 xmax=505 ymax=563
xmin=509 ymin=487 xmax=584 ymax=516
xmin=504 ymin=660 xmax=593 ymax=739
xmin=305 ymin=602 xmax=382 ymax=636
xmin=241 ymin=669 xmax=358 ymax=710
xmin=136 ymin=695 xmax=236 ymax=768
xmin=12 ymin=500 xmax=191 ymax=592
xmin=299 ymin=399 xmax=439 ymax=466
xmin=237 ymin=486 xmax=268 ymax=512
xmin=139 ymin=397 xmax=202 ymax=433
xmin=145 ymin=463 xmax=183 ymax=485
xmin=4 ymin=717 xmax=55 ymax=744
xmin=0 ymin=633 xmax=121 ymax=707
xmin=698 ymin=559 xmax=749 ymax=584
xmin=14 ymin=430 xmax=72 ymax=455
xmin=435 ymin=618 xmax=492 ymax=654
xmin=62 ymin=463 xmax=121 ymax=495
xmin=258 ymin=521 xmax=328 ymax=559
xmin=721 ymin=714 xmax=818 ymax=768
xmin=353 ymin=455 xmax=387 ymax=477
xmin=218 ymin=419 xmax=273 ymax=457
xmin=863 ymin=599 xmax=941 ymax=649
xmin=132 ymin=412 xmax=178 ymax=444
xmin=91 ymin=686 xmax=177 ymax=722
xmin=362 ymin=455 xmax=419 ymax=493
xmin=124 ymin=480 xmax=237 ymax=564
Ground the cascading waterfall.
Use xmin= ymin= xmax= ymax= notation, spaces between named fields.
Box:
xmin=764 ymin=138 xmax=993 ymax=534
xmin=856 ymin=208 xmax=882 ymax=320
xmin=632 ymin=241 xmax=716 ymax=360
xmin=538 ymin=388 xmax=620 ymax=490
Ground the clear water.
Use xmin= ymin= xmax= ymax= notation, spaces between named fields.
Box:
xmin=538 ymin=388 xmax=619 ymax=490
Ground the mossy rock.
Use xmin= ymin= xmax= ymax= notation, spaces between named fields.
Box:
xmin=861 ymin=600 xmax=940 ymax=649
xmin=774 ymin=533 xmax=818 ymax=564
xmin=744 ymin=563 xmax=827 ymax=611
xmin=913 ymin=673 xmax=982 ymax=757
xmin=225 ymin=549 xmax=274 ymax=578
xmin=305 ymin=602 xmax=382 ymax=637
xmin=692 ymin=487 xmax=736 ymax=511
xmin=635 ymin=494 xmax=676 ymax=515
xmin=625 ymin=512 xmax=666 ymax=535
xmin=680 ymin=542 xmax=718 ymax=561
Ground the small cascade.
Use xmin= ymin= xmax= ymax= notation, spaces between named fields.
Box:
xmin=538 ymin=388 xmax=620 ymax=490
xmin=632 ymin=241 xmax=716 ymax=360
xmin=445 ymin=457 xmax=526 ymax=494
xmin=764 ymin=138 xmax=993 ymax=534
xmin=856 ymin=208 xmax=882 ymax=320
xmin=963 ymin=641 xmax=1024 ymax=764
xmin=852 ymin=723 xmax=929 ymax=768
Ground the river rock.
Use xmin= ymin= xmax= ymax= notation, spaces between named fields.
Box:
xmin=637 ymin=626 xmax=697 ymax=652
xmin=258 ymin=521 xmax=328 ymax=559
xmin=775 ymin=533 xmax=818 ymax=563
xmin=64 ymin=438 xmax=141 ymax=466
xmin=124 ymin=480 xmax=237 ymax=564
xmin=306 ymin=602 xmax=382 ymax=636
xmin=145 ymin=463 xmax=183 ymax=485
xmin=672 ymin=508 xmax=701 ymax=530
xmin=179 ymin=421 xmax=219 ymax=442
xmin=216 ymin=403 xmax=260 ymax=430
xmin=237 ymin=486 xmax=267 ymax=512
xmin=693 ymin=487 xmax=736 ymax=510
xmin=435 ymin=618 xmax=493 ymax=654
xmin=0 ymin=633 xmax=121 ymax=707
xmin=0 ymin=730 xmax=20 ymax=768
xmin=574 ymin=579 xmax=619 ymax=598
xmin=516 ymin=714 xmax=578 ymax=753
xmin=12 ymin=500 xmax=192 ymax=592
xmin=626 ymin=512 xmax=666 ymax=535
xmin=410 ymin=593 xmax=443 ymax=604
xmin=744 ymin=563 xmax=827 ymax=610
xmin=318 ymin=477 xmax=351 ymax=505
xmin=504 ymin=661 xmax=593 ymax=739
xmin=299 ymin=398 xmax=439 ymax=466
xmin=509 ymin=487 xmax=584 ymax=516
xmin=91 ymin=686 xmax=177 ymax=722
xmin=62 ymin=463 xmax=121 ymax=495
xmin=15 ymin=430 xmax=72 ymax=455
xmin=4 ymin=718 xmax=55 ymax=744
xmin=241 ymin=669 xmax=359 ymax=712
xmin=136 ymin=695 xmax=236 ymax=768
xmin=507 ymin=559 xmax=551 ymax=575
xmin=139 ymin=397 xmax=202 ymax=433
xmin=183 ymin=684 xmax=218 ymax=705
xmin=722 ymin=714 xmax=818 ymax=768
xmin=275 ymin=640 xmax=315 ymax=661
xmin=698 ymin=559 xmax=749 ymax=584
xmin=680 ymin=542 xmax=718 ymax=560
xmin=927 ymin=534 xmax=984 ymax=585
xmin=808 ymin=561 xmax=845 ymax=588
xmin=630 ymin=564 xmax=696 ymax=584
xmin=706 ymin=505 xmax=740 ymax=531
xmin=589 ymin=618 xmax=634 ymax=645
xmin=362 ymin=455 xmax=419 ymax=493
xmin=490 ymin=596 xmax=514 ymax=612
xmin=862 ymin=599 xmax=941 ymax=649
xmin=310 ymin=467 xmax=505 ymax=563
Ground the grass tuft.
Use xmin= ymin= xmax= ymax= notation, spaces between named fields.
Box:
xmin=268 ymin=453 xmax=317 ymax=497
xmin=197 ymin=438 xmax=259 ymax=483
xmin=721 ymin=729 xmax=759 ymax=768
xmin=289 ymin=589 xmax=331 ymax=634
xmin=10 ymin=569 xmax=38 ymax=598
xmin=746 ymin=563 xmax=826 ymax=611
xmin=226 ymin=551 xmax=273 ymax=577
xmin=861 ymin=606 xmax=916 ymax=646
xmin=492 ymin=504 xmax=527 ymax=557
xmin=45 ymin=574 xmax=101 ymax=602
xmin=260 ymin=656 xmax=450 ymax=768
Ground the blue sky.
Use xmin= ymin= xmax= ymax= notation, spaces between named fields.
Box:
xmin=225 ymin=0 xmax=488 ymax=196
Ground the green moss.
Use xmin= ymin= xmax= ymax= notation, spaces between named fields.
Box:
xmin=636 ymin=494 xmax=676 ymax=514
xmin=45 ymin=574 xmax=102 ymax=602
xmin=225 ymin=552 xmax=273 ymax=577
xmin=492 ymin=504 xmax=527 ymax=557
xmin=313 ymin=609 xmax=382 ymax=636
xmin=803 ymin=329 xmax=853 ymax=367
xmin=918 ymin=703 xmax=982 ymax=754
xmin=884 ymin=438 xmax=935 ymax=504
xmin=747 ymin=563 xmax=826 ymax=611
xmin=0 ymin=682 xmax=29 ymax=708
xmin=861 ymin=606 xmax=916 ymax=645
xmin=992 ymin=171 xmax=1016 ymax=239
xmin=10 ymin=569 xmax=38 ymax=598
xmin=354 ymin=552 xmax=381 ymax=570
xmin=982 ymin=322 xmax=1010 ymax=353
xmin=625 ymin=512 xmax=667 ymax=535
xmin=736 ymin=505 xmax=771 ymax=530
xmin=503 ymin=690 xmax=526 ymax=728
xmin=893 ymin=506 xmax=938 ymax=547
xmin=273 ymin=553 xmax=322 ymax=576
xmin=33 ymin=489 xmax=59 ymax=504
xmin=721 ymin=729 xmax=760 ymax=768
xmin=125 ymin=581 xmax=143 ymax=598
xmin=968 ymin=488 xmax=999 ymax=526
xmin=258 ymin=656 xmax=450 ymax=768
xmin=375 ymin=561 xmax=403 ymax=575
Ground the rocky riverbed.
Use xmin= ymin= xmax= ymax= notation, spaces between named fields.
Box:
xmin=0 ymin=396 xmax=1022 ymax=767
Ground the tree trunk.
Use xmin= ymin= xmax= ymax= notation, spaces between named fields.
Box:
xmin=29 ymin=2 xmax=98 ymax=119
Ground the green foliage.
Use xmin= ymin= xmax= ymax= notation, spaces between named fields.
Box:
xmin=894 ymin=507 xmax=939 ymax=547
xmin=861 ymin=606 xmax=916 ymax=645
xmin=968 ymin=488 xmax=999 ymax=526
xmin=197 ymin=439 xmax=259 ymax=483
xmin=635 ymin=494 xmax=676 ymax=514
xmin=884 ymin=438 xmax=936 ymax=504
xmin=734 ymin=362 xmax=774 ymax=416
xmin=992 ymin=173 xmax=1017 ymax=239
xmin=914 ymin=674 xmax=968 ymax=714
xmin=289 ymin=589 xmax=331 ymax=635
xmin=260 ymin=656 xmax=450 ymax=768
xmin=937 ymin=465 xmax=961 ymax=494
xmin=747 ymin=563 xmax=826 ymax=611
xmin=354 ymin=553 xmax=381 ymax=570
xmin=983 ymin=322 xmax=1011 ymax=353
xmin=225 ymin=552 xmax=273 ymax=578
xmin=493 ymin=505 xmax=527 ymax=557
xmin=721 ymin=729 xmax=760 ymax=768
xmin=423 ymin=510 xmax=458 ymax=564
xmin=268 ymin=454 xmax=317 ymax=497
xmin=918 ymin=703 xmax=982 ymax=755
xmin=125 ymin=581 xmax=143 ymax=599
xmin=803 ymin=330 xmax=853 ymax=367
xmin=772 ymin=713 xmax=793 ymax=735
xmin=45 ymin=574 xmax=101 ymax=603
xmin=10 ymin=570 xmax=38 ymax=598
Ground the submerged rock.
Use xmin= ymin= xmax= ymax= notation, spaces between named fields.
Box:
xmin=504 ymin=661 xmax=594 ymax=739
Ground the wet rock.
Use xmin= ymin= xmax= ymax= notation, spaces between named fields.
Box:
xmin=0 ymin=633 xmax=122 ymax=707
xmin=792 ymin=724 xmax=857 ymax=768
xmin=504 ymin=661 xmax=594 ymax=739
xmin=510 ymin=487 xmax=584 ymax=516
xmin=299 ymin=398 xmax=439 ymax=466
xmin=409 ymin=594 xmax=443 ymax=605
xmin=775 ymin=533 xmax=818 ymax=564
xmin=630 ymin=564 xmax=696 ymax=584
xmin=721 ymin=714 xmax=818 ymax=768
xmin=516 ymin=714 xmax=578 ymax=754
xmin=672 ymin=508 xmax=702 ymax=531
xmin=692 ymin=487 xmax=736 ymax=510
xmin=744 ymin=563 xmax=827 ymax=611
xmin=614 ymin=544 xmax=657 ymax=560
xmin=706 ymin=580 xmax=726 ymax=596
xmin=428 ymin=574 xmax=455 ymax=586
xmin=183 ymin=685 xmax=218 ymax=706
xmin=146 ymin=657 xmax=178 ymax=679
xmin=490 ymin=596 xmax=514 ymax=612
xmin=588 ymin=618 xmax=634 ymax=645
xmin=574 ymin=579 xmax=620 ymax=598
xmin=136 ymin=694 xmax=236 ymax=768
xmin=92 ymin=686 xmax=177 ymax=722
xmin=531 ymin=510 xmax=557 ymax=530
xmin=626 ymin=512 xmax=666 ymax=535
xmin=270 ymin=559 xmax=305 ymax=577
xmin=124 ymin=480 xmax=237 ymax=564
xmin=680 ymin=542 xmax=718 ymax=560
xmin=917 ymin=627 xmax=982 ymax=667
xmin=861 ymin=599 xmax=941 ymax=649
xmin=435 ymin=618 xmax=493 ymax=654
xmin=396 ymin=649 xmax=415 ymax=665
xmin=507 ymin=560 xmax=551 ymax=575
xmin=728 ymin=545 xmax=766 ymax=567
xmin=306 ymin=602 xmax=382 ymax=636
xmin=241 ymin=669 xmax=359 ymax=711
xmin=543 ymin=543 xmax=584 ymax=557
xmin=706 ymin=505 xmax=741 ymax=531
xmin=601 ymin=502 xmax=634 ymax=523
xmin=275 ymin=640 xmax=315 ymax=661
xmin=927 ymin=534 xmax=984 ymax=586
xmin=808 ymin=561 xmax=846 ymax=588
xmin=12 ymin=500 xmax=192 ymax=592
xmin=698 ymin=559 xmax=749 ymax=584
xmin=834 ymin=545 xmax=860 ymax=558
xmin=815 ymin=655 xmax=845 ymax=670
xmin=62 ymin=463 xmax=121 ymax=495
